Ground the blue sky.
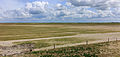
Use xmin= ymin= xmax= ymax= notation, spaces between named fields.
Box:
xmin=0 ymin=0 xmax=120 ymax=23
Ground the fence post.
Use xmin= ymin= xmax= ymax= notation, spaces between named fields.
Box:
xmin=86 ymin=40 xmax=88 ymax=45
xmin=54 ymin=44 xmax=55 ymax=49
xmin=116 ymin=38 xmax=118 ymax=42
xmin=116 ymin=38 xmax=118 ymax=44
xmin=108 ymin=38 xmax=109 ymax=43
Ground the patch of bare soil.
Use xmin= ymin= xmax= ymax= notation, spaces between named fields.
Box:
xmin=98 ymin=41 xmax=120 ymax=57
xmin=0 ymin=43 xmax=34 ymax=56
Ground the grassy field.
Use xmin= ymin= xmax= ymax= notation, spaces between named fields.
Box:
xmin=0 ymin=23 xmax=120 ymax=57
xmin=0 ymin=23 xmax=120 ymax=41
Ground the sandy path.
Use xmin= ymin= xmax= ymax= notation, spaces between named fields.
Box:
xmin=0 ymin=32 xmax=120 ymax=46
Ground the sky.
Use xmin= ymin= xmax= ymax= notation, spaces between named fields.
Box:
xmin=0 ymin=0 xmax=120 ymax=23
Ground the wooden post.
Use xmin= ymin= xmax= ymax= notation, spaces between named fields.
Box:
xmin=54 ymin=44 xmax=55 ymax=49
xmin=86 ymin=40 xmax=88 ymax=45
xmin=29 ymin=44 xmax=33 ymax=52
xmin=116 ymin=38 xmax=118 ymax=44
xmin=116 ymin=38 xmax=118 ymax=42
xmin=108 ymin=38 xmax=109 ymax=42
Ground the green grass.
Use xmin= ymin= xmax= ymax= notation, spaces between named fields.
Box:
xmin=31 ymin=44 xmax=101 ymax=57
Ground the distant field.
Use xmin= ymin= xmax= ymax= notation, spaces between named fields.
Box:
xmin=0 ymin=23 xmax=120 ymax=41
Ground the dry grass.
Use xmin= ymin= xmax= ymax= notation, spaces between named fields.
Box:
xmin=0 ymin=23 xmax=120 ymax=41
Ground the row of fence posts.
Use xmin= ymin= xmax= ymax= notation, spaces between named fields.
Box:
xmin=8 ymin=38 xmax=119 ymax=57
xmin=25 ymin=37 xmax=119 ymax=57
xmin=20 ymin=37 xmax=120 ymax=57
xmin=107 ymin=38 xmax=118 ymax=43
xmin=52 ymin=38 xmax=118 ymax=49
xmin=52 ymin=41 xmax=89 ymax=49
xmin=28 ymin=38 xmax=119 ymax=52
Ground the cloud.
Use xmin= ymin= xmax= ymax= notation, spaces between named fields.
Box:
xmin=67 ymin=0 xmax=120 ymax=10
xmin=25 ymin=1 xmax=49 ymax=14
xmin=0 ymin=1 xmax=50 ymax=19
xmin=0 ymin=0 xmax=120 ymax=22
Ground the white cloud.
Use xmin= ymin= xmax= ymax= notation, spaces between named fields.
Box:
xmin=67 ymin=0 xmax=120 ymax=10
xmin=25 ymin=1 xmax=49 ymax=14
xmin=1 ymin=8 xmax=31 ymax=19
xmin=65 ymin=2 xmax=72 ymax=6
xmin=0 ymin=0 xmax=120 ymax=21
xmin=0 ymin=1 xmax=50 ymax=19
